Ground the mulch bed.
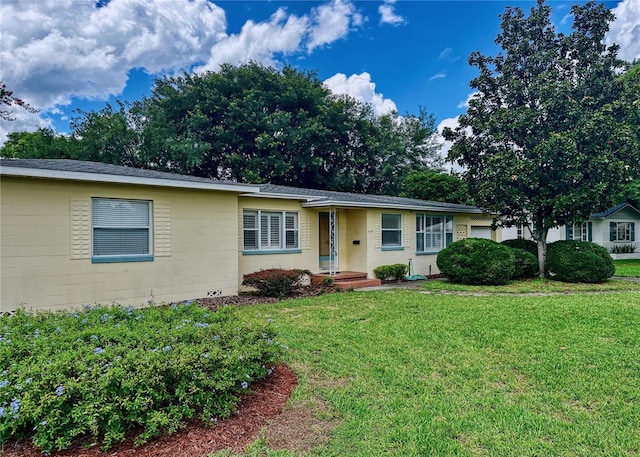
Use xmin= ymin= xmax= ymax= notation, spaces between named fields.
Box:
xmin=4 ymin=365 xmax=297 ymax=457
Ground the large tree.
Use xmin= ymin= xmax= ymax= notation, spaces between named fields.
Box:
xmin=444 ymin=0 xmax=640 ymax=276
xmin=139 ymin=62 xmax=440 ymax=194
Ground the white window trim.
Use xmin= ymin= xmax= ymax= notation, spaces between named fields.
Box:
xmin=242 ymin=209 xmax=300 ymax=253
xmin=416 ymin=214 xmax=453 ymax=254
xmin=612 ymin=221 xmax=633 ymax=242
xmin=381 ymin=213 xmax=403 ymax=249
xmin=91 ymin=197 xmax=153 ymax=263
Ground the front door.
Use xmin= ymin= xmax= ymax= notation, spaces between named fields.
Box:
xmin=319 ymin=210 xmax=338 ymax=273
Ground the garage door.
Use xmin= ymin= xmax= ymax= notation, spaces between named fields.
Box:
xmin=470 ymin=226 xmax=492 ymax=239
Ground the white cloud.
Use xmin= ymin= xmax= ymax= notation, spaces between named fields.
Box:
xmin=379 ymin=0 xmax=405 ymax=26
xmin=0 ymin=0 xmax=363 ymax=143
xmin=457 ymin=92 xmax=479 ymax=109
xmin=605 ymin=0 xmax=640 ymax=62
xmin=307 ymin=0 xmax=360 ymax=51
xmin=323 ymin=72 xmax=397 ymax=116
xmin=428 ymin=72 xmax=446 ymax=81
xmin=196 ymin=8 xmax=309 ymax=72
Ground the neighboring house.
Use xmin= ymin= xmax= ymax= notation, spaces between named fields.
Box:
xmin=502 ymin=202 xmax=639 ymax=255
xmin=1 ymin=159 xmax=497 ymax=313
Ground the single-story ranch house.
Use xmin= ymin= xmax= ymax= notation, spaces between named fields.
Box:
xmin=501 ymin=202 xmax=639 ymax=258
xmin=1 ymin=159 xmax=498 ymax=312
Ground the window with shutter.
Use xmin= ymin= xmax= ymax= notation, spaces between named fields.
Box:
xmin=92 ymin=198 xmax=152 ymax=263
xmin=416 ymin=214 xmax=449 ymax=253
xmin=242 ymin=210 xmax=300 ymax=253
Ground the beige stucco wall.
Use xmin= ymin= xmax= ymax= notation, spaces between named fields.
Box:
xmin=1 ymin=177 xmax=241 ymax=313
xmin=237 ymin=197 xmax=319 ymax=285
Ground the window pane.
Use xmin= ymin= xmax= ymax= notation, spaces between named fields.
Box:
xmin=93 ymin=199 xmax=149 ymax=227
xmin=243 ymin=211 xmax=258 ymax=229
xmin=94 ymin=229 xmax=149 ymax=255
xmin=244 ymin=230 xmax=258 ymax=250
xmin=286 ymin=231 xmax=298 ymax=249
xmin=285 ymin=213 xmax=297 ymax=230
xmin=417 ymin=233 xmax=425 ymax=252
xmin=382 ymin=230 xmax=401 ymax=246
xmin=382 ymin=214 xmax=401 ymax=229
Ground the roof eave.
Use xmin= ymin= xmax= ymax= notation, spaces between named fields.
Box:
xmin=1 ymin=167 xmax=259 ymax=193
xmin=300 ymin=199 xmax=484 ymax=213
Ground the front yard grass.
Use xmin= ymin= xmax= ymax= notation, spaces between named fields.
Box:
xmin=614 ymin=259 xmax=640 ymax=277
xmin=420 ymin=277 xmax=640 ymax=294
xmin=235 ymin=288 xmax=640 ymax=456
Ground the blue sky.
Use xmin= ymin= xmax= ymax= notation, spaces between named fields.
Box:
xmin=1 ymin=0 xmax=638 ymax=149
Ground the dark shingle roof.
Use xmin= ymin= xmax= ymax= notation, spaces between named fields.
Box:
xmin=591 ymin=202 xmax=640 ymax=218
xmin=0 ymin=158 xmax=258 ymax=192
xmin=258 ymin=183 xmax=482 ymax=213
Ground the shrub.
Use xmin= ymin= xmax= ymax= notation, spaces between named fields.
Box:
xmin=501 ymin=238 xmax=538 ymax=257
xmin=610 ymin=244 xmax=637 ymax=254
xmin=0 ymin=303 xmax=282 ymax=452
xmin=546 ymin=240 xmax=615 ymax=283
xmin=510 ymin=248 xmax=539 ymax=279
xmin=242 ymin=269 xmax=309 ymax=297
xmin=437 ymin=238 xmax=515 ymax=285
xmin=373 ymin=264 xmax=408 ymax=281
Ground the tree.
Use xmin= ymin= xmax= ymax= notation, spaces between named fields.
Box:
xmin=1 ymin=82 xmax=37 ymax=120
xmin=1 ymin=128 xmax=78 ymax=159
xmin=140 ymin=62 xmax=439 ymax=194
xmin=443 ymin=0 xmax=640 ymax=276
xmin=401 ymin=169 xmax=468 ymax=204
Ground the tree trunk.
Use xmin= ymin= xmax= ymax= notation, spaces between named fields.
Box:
xmin=534 ymin=228 xmax=549 ymax=278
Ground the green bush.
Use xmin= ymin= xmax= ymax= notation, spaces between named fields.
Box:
xmin=501 ymin=238 xmax=538 ymax=257
xmin=437 ymin=238 xmax=515 ymax=285
xmin=0 ymin=302 xmax=282 ymax=452
xmin=610 ymin=243 xmax=637 ymax=254
xmin=373 ymin=264 xmax=408 ymax=281
xmin=242 ymin=268 xmax=309 ymax=297
xmin=510 ymin=248 xmax=539 ymax=279
xmin=546 ymin=240 xmax=615 ymax=283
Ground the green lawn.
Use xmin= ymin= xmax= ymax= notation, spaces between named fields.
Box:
xmin=230 ymin=288 xmax=640 ymax=456
xmin=614 ymin=259 xmax=640 ymax=277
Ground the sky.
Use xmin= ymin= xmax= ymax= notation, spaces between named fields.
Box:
xmin=1 ymin=0 xmax=639 ymax=155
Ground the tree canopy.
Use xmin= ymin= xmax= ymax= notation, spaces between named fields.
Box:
xmin=444 ymin=0 xmax=640 ymax=275
xmin=2 ymin=63 xmax=444 ymax=196
xmin=1 ymin=82 xmax=37 ymax=121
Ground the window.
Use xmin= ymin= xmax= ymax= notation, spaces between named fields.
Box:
xmin=610 ymin=222 xmax=635 ymax=242
xmin=567 ymin=222 xmax=591 ymax=241
xmin=243 ymin=210 xmax=299 ymax=252
xmin=516 ymin=224 xmax=523 ymax=239
xmin=382 ymin=213 xmax=402 ymax=248
xmin=92 ymin=198 xmax=152 ymax=262
xmin=416 ymin=215 xmax=453 ymax=253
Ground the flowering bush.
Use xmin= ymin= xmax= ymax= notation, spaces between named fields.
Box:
xmin=0 ymin=302 xmax=283 ymax=453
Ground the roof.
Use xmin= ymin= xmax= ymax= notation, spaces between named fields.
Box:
xmin=255 ymin=183 xmax=483 ymax=213
xmin=1 ymin=159 xmax=484 ymax=213
xmin=0 ymin=158 xmax=258 ymax=193
xmin=590 ymin=202 xmax=640 ymax=219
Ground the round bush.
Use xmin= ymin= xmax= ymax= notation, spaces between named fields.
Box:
xmin=501 ymin=238 xmax=538 ymax=257
xmin=437 ymin=238 xmax=515 ymax=285
xmin=510 ymin=248 xmax=539 ymax=279
xmin=546 ymin=240 xmax=615 ymax=283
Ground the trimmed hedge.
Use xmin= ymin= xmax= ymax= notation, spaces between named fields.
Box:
xmin=373 ymin=264 xmax=408 ymax=281
xmin=242 ymin=268 xmax=309 ymax=297
xmin=546 ymin=240 xmax=615 ymax=283
xmin=501 ymin=238 xmax=538 ymax=257
xmin=510 ymin=248 xmax=539 ymax=279
xmin=437 ymin=238 xmax=515 ymax=285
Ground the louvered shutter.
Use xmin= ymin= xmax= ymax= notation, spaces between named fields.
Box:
xmin=610 ymin=222 xmax=615 ymax=241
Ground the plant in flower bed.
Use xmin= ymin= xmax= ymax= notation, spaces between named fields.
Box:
xmin=0 ymin=302 xmax=283 ymax=453
xmin=242 ymin=269 xmax=310 ymax=298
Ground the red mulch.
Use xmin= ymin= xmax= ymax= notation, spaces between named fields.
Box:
xmin=4 ymin=364 xmax=297 ymax=457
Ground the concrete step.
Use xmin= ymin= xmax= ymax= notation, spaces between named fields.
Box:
xmin=311 ymin=271 xmax=368 ymax=285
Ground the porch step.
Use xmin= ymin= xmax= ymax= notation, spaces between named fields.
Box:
xmin=311 ymin=271 xmax=382 ymax=289
xmin=333 ymin=278 xmax=382 ymax=290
